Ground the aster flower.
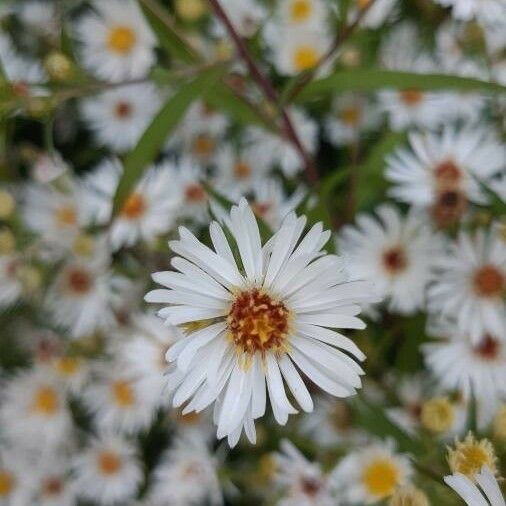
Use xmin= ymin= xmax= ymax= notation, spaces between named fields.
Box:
xmin=146 ymin=199 xmax=373 ymax=445
xmin=72 ymin=434 xmax=142 ymax=505
xmin=74 ymin=0 xmax=156 ymax=82
xmin=148 ymin=434 xmax=223 ymax=506
xmin=339 ymin=205 xmax=441 ymax=315
xmin=80 ymin=83 xmax=162 ymax=153
xmin=330 ymin=439 xmax=412 ymax=503
xmin=445 ymin=466 xmax=505 ymax=506
xmin=427 ymin=228 xmax=506 ymax=342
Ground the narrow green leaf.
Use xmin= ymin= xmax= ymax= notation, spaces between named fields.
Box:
xmin=295 ymin=69 xmax=506 ymax=102
xmin=112 ymin=69 xmax=222 ymax=215
xmin=139 ymin=1 xmax=199 ymax=63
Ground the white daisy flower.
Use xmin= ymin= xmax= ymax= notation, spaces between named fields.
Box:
xmin=72 ymin=434 xmax=142 ymax=506
xmin=83 ymin=362 xmax=160 ymax=434
xmin=74 ymin=0 xmax=156 ymax=82
xmin=245 ymin=108 xmax=318 ymax=177
xmin=29 ymin=457 xmax=76 ymax=506
xmin=434 ymin=0 xmax=506 ymax=25
xmin=47 ymin=354 xmax=90 ymax=395
xmin=324 ymin=93 xmax=381 ymax=147
xmin=46 ymin=255 xmax=119 ymax=338
xmin=424 ymin=321 xmax=506 ymax=420
xmin=330 ymin=440 xmax=412 ymax=503
xmin=0 ymin=367 xmax=73 ymax=452
xmin=427 ymin=228 xmax=506 ymax=342
xmin=277 ymin=0 xmax=327 ymax=29
xmin=386 ymin=127 xmax=505 ymax=226
xmin=146 ymin=199 xmax=373 ymax=445
xmin=80 ymin=83 xmax=162 ymax=153
xmin=148 ymin=434 xmax=223 ymax=506
xmin=273 ymin=439 xmax=334 ymax=506
xmin=339 ymin=205 xmax=441 ymax=315
xmin=0 ymin=448 xmax=33 ymax=505
xmin=110 ymin=163 xmax=182 ymax=250
xmin=445 ymin=466 xmax=505 ymax=506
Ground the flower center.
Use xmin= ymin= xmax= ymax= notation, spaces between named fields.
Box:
xmin=252 ymin=202 xmax=272 ymax=218
xmin=399 ymin=89 xmax=424 ymax=106
xmin=473 ymin=335 xmax=501 ymax=361
xmin=0 ymin=471 xmax=15 ymax=498
xmin=107 ymin=26 xmax=137 ymax=54
xmin=55 ymin=357 xmax=81 ymax=376
xmin=357 ymin=0 xmax=372 ymax=8
xmin=55 ymin=205 xmax=77 ymax=228
xmin=42 ymin=477 xmax=63 ymax=497
xmin=121 ymin=192 xmax=147 ymax=220
xmin=434 ymin=160 xmax=462 ymax=186
xmin=111 ymin=380 xmax=135 ymax=407
xmin=300 ymin=476 xmax=322 ymax=497
xmin=97 ymin=451 xmax=122 ymax=475
xmin=340 ymin=105 xmax=361 ymax=125
xmin=31 ymin=386 xmax=59 ymax=415
xmin=65 ymin=268 xmax=93 ymax=295
xmin=114 ymin=101 xmax=133 ymax=119
xmin=233 ymin=161 xmax=252 ymax=180
xmin=430 ymin=189 xmax=467 ymax=227
xmin=448 ymin=433 xmax=497 ymax=479
xmin=192 ymin=134 xmax=215 ymax=158
xmin=293 ymin=46 xmax=319 ymax=71
xmin=382 ymin=246 xmax=408 ymax=275
xmin=420 ymin=397 xmax=455 ymax=433
xmin=227 ymin=289 xmax=291 ymax=358
xmin=290 ymin=0 xmax=312 ymax=22
xmin=473 ymin=264 xmax=504 ymax=298
xmin=361 ymin=458 xmax=400 ymax=498
xmin=185 ymin=183 xmax=207 ymax=203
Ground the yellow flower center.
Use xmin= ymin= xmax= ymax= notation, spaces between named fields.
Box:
xmin=227 ymin=289 xmax=291 ymax=360
xmin=389 ymin=485 xmax=430 ymax=506
xmin=340 ymin=105 xmax=361 ymax=125
xmin=420 ymin=397 xmax=455 ymax=433
xmin=112 ymin=380 xmax=135 ymax=407
xmin=293 ymin=46 xmax=319 ymax=71
xmin=174 ymin=0 xmax=207 ymax=21
xmin=192 ymin=134 xmax=216 ymax=158
xmin=290 ymin=0 xmax=312 ymax=22
xmin=121 ymin=192 xmax=147 ymax=220
xmin=0 ymin=190 xmax=15 ymax=219
xmin=357 ymin=0 xmax=372 ymax=8
xmin=31 ymin=386 xmax=59 ymax=415
xmin=55 ymin=357 xmax=81 ymax=376
xmin=448 ymin=433 xmax=497 ymax=479
xmin=362 ymin=457 xmax=401 ymax=499
xmin=97 ymin=451 xmax=122 ymax=475
xmin=107 ymin=26 xmax=137 ymax=55
xmin=233 ymin=161 xmax=252 ymax=180
xmin=72 ymin=234 xmax=95 ymax=257
xmin=0 ymin=229 xmax=15 ymax=254
xmin=55 ymin=205 xmax=77 ymax=228
xmin=0 ymin=471 xmax=15 ymax=498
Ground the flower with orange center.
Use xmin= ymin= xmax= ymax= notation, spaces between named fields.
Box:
xmin=192 ymin=135 xmax=215 ymax=158
xmin=233 ymin=161 xmax=252 ymax=180
xmin=111 ymin=380 xmax=135 ymax=408
xmin=227 ymin=288 xmax=292 ymax=361
xmin=185 ymin=183 xmax=207 ymax=204
xmin=357 ymin=0 xmax=372 ymax=8
xmin=31 ymin=386 xmax=60 ymax=415
xmin=54 ymin=356 xmax=81 ymax=376
xmin=114 ymin=101 xmax=133 ymax=119
xmin=433 ymin=160 xmax=462 ymax=187
xmin=382 ymin=246 xmax=408 ymax=275
xmin=121 ymin=192 xmax=147 ymax=220
xmin=107 ymin=26 xmax=137 ymax=55
xmin=399 ymin=89 xmax=424 ymax=106
xmin=64 ymin=267 xmax=93 ymax=296
xmin=473 ymin=264 xmax=504 ymax=298
xmin=54 ymin=205 xmax=78 ymax=228
xmin=473 ymin=334 xmax=501 ymax=361
xmin=97 ymin=451 xmax=122 ymax=475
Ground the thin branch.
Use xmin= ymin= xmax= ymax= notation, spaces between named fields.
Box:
xmin=208 ymin=0 xmax=319 ymax=185
xmin=285 ymin=0 xmax=379 ymax=103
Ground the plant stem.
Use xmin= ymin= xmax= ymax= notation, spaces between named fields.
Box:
xmin=208 ymin=0 xmax=319 ymax=185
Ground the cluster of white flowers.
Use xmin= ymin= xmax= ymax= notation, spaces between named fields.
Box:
xmin=0 ymin=0 xmax=505 ymax=505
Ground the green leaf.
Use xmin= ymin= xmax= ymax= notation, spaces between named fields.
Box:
xmin=295 ymin=69 xmax=506 ymax=102
xmin=203 ymin=86 xmax=275 ymax=131
xmin=112 ymin=68 xmax=222 ymax=215
xmin=139 ymin=0 xmax=199 ymax=64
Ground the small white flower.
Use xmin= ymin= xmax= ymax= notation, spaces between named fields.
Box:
xmin=273 ymin=439 xmax=334 ymax=506
xmin=146 ymin=199 xmax=373 ymax=445
xmin=331 ymin=440 xmax=412 ymax=503
xmin=445 ymin=466 xmax=505 ymax=506
xmin=433 ymin=0 xmax=506 ymax=25
xmin=0 ymin=254 xmax=24 ymax=308
xmin=72 ymin=434 xmax=142 ymax=506
xmin=340 ymin=205 xmax=441 ymax=314
xmin=148 ymin=434 xmax=223 ymax=506
xmin=74 ymin=0 xmax=156 ymax=82
xmin=427 ymin=228 xmax=506 ymax=342
xmin=80 ymin=83 xmax=162 ymax=153
xmin=277 ymin=0 xmax=327 ymax=29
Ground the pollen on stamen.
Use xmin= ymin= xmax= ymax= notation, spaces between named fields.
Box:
xmin=227 ymin=288 xmax=291 ymax=361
